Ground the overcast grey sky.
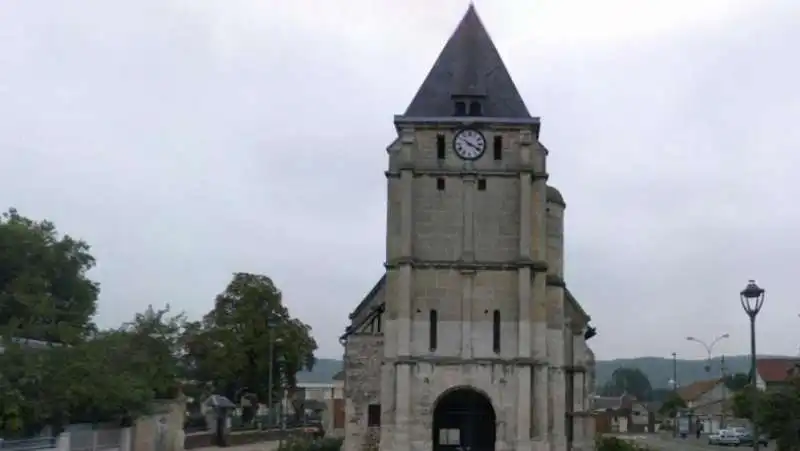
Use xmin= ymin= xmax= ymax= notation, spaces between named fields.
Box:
xmin=1 ymin=0 xmax=798 ymax=361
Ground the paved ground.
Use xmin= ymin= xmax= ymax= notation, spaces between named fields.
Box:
xmin=608 ymin=433 xmax=719 ymax=450
xmin=193 ymin=441 xmax=281 ymax=451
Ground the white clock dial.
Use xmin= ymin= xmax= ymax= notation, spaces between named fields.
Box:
xmin=453 ymin=129 xmax=486 ymax=160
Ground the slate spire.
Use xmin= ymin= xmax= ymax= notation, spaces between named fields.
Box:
xmin=403 ymin=5 xmax=531 ymax=119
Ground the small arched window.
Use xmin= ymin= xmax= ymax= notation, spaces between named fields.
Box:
xmin=454 ymin=101 xmax=467 ymax=116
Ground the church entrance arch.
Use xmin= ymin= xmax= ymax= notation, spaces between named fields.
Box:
xmin=432 ymin=387 xmax=496 ymax=451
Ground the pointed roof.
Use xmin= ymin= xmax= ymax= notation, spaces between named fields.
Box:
xmin=403 ymin=5 xmax=531 ymax=119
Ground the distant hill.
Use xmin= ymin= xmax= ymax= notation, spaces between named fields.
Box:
xmin=297 ymin=358 xmax=344 ymax=383
xmin=297 ymin=355 xmax=790 ymax=387
xmin=595 ymin=355 xmax=757 ymax=389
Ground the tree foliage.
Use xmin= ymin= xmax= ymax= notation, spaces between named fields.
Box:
xmin=181 ymin=272 xmax=317 ymax=413
xmin=599 ymin=367 xmax=653 ymax=401
xmin=732 ymin=373 xmax=800 ymax=451
xmin=0 ymin=209 xmax=184 ymax=436
xmin=0 ymin=209 xmax=319 ymax=435
xmin=0 ymin=305 xmax=187 ymax=437
xmin=0 ymin=208 xmax=98 ymax=344
xmin=724 ymin=372 xmax=751 ymax=391
xmin=658 ymin=392 xmax=687 ymax=417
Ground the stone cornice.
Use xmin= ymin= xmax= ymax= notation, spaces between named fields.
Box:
xmin=564 ymin=365 xmax=589 ymax=374
xmin=393 ymin=115 xmax=541 ymax=128
xmin=384 ymin=258 xmax=548 ymax=272
xmin=546 ymin=274 xmax=566 ymax=287
xmin=388 ymin=356 xmax=545 ymax=367
xmin=385 ymin=169 xmax=548 ymax=180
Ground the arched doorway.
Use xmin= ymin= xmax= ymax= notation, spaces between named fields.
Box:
xmin=432 ymin=387 xmax=496 ymax=451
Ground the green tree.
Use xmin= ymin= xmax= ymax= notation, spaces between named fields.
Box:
xmin=731 ymin=385 xmax=757 ymax=420
xmin=0 ymin=306 xmax=186 ymax=436
xmin=724 ymin=372 xmax=751 ymax=391
xmin=183 ymin=273 xmax=317 ymax=410
xmin=0 ymin=208 xmax=98 ymax=344
xmin=658 ymin=392 xmax=687 ymax=417
xmin=599 ymin=367 xmax=653 ymax=401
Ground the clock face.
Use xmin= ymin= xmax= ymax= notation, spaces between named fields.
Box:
xmin=453 ymin=128 xmax=486 ymax=160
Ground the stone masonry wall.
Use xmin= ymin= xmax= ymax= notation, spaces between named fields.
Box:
xmin=344 ymin=334 xmax=383 ymax=451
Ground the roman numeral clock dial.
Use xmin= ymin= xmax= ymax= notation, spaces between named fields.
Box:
xmin=453 ymin=128 xmax=486 ymax=160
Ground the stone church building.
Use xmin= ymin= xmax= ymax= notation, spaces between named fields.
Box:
xmin=340 ymin=5 xmax=597 ymax=451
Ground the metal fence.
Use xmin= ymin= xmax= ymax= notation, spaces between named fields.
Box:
xmin=69 ymin=428 xmax=121 ymax=451
xmin=0 ymin=437 xmax=57 ymax=451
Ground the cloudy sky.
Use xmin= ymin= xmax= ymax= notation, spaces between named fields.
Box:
xmin=1 ymin=0 xmax=798 ymax=362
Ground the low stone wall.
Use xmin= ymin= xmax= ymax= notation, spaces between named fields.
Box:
xmin=184 ymin=429 xmax=313 ymax=449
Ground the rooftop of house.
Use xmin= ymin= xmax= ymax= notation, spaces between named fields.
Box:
xmin=676 ymin=378 xmax=723 ymax=402
xmin=757 ymin=358 xmax=800 ymax=383
xmin=589 ymin=394 xmax=637 ymax=411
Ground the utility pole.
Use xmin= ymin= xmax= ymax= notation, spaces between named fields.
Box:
xmin=721 ymin=355 xmax=727 ymax=429
xmin=267 ymin=327 xmax=274 ymax=427
xmin=672 ymin=352 xmax=678 ymax=437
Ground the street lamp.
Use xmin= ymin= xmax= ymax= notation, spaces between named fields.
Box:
xmin=687 ymin=333 xmax=730 ymax=430
xmin=741 ymin=279 xmax=765 ymax=451
xmin=686 ymin=334 xmax=730 ymax=373
xmin=267 ymin=320 xmax=283 ymax=428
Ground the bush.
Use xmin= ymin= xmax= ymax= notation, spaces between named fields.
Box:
xmin=596 ymin=436 xmax=654 ymax=451
xmin=278 ymin=437 xmax=342 ymax=451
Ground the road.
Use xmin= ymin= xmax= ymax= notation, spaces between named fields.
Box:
xmin=609 ymin=434 xmax=719 ymax=450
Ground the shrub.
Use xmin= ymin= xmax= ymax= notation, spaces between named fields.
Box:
xmin=596 ymin=436 xmax=653 ymax=451
xmin=278 ymin=436 xmax=343 ymax=451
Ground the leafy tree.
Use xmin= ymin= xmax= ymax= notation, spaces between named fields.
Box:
xmin=599 ymin=367 xmax=653 ymax=401
xmin=731 ymin=385 xmax=757 ymax=420
xmin=650 ymin=388 xmax=676 ymax=403
xmin=0 ymin=208 xmax=98 ymax=344
xmin=658 ymin=392 xmax=687 ymax=417
xmin=182 ymin=272 xmax=318 ymax=412
xmin=0 ymin=306 xmax=186 ymax=437
xmin=724 ymin=372 xmax=751 ymax=391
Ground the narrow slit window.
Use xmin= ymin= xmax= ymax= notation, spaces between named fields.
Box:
xmin=429 ymin=309 xmax=438 ymax=351
xmin=367 ymin=404 xmax=381 ymax=427
xmin=477 ymin=179 xmax=487 ymax=191
xmin=436 ymin=134 xmax=446 ymax=159
xmin=493 ymin=136 xmax=503 ymax=160
xmin=436 ymin=178 xmax=445 ymax=191
xmin=492 ymin=309 xmax=501 ymax=353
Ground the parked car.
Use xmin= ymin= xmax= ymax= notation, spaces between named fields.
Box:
xmin=709 ymin=429 xmax=742 ymax=446
xmin=738 ymin=431 xmax=769 ymax=447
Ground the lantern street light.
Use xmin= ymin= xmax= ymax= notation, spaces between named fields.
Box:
xmin=741 ymin=280 xmax=766 ymax=451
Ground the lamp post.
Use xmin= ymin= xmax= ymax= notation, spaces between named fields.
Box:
xmin=267 ymin=320 xmax=282 ymax=428
xmin=741 ymin=279 xmax=766 ymax=451
xmin=686 ymin=334 xmax=730 ymax=373
xmin=687 ymin=333 xmax=730 ymax=430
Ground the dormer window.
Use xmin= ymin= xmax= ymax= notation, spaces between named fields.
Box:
xmin=454 ymin=101 xmax=467 ymax=116
xmin=469 ymin=101 xmax=483 ymax=116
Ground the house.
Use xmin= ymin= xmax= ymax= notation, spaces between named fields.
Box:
xmin=676 ymin=378 xmax=730 ymax=433
xmin=590 ymin=394 xmax=653 ymax=434
xmin=755 ymin=358 xmax=800 ymax=390
xmin=0 ymin=337 xmax=62 ymax=354
xmin=280 ymin=375 xmax=345 ymax=436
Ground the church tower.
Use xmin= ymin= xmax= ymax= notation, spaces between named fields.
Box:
xmin=341 ymin=6 xmax=596 ymax=451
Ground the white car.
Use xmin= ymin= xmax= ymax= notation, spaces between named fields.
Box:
xmin=708 ymin=429 xmax=742 ymax=446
